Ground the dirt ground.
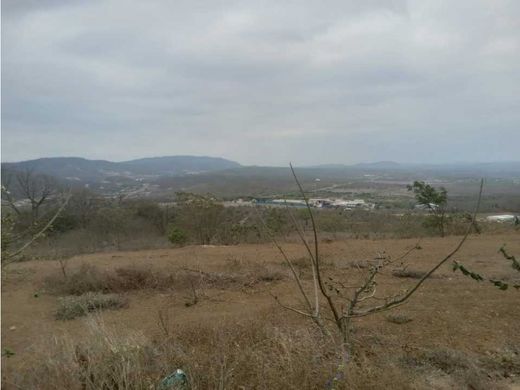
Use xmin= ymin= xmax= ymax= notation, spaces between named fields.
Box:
xmin=2 ymin=232 xmax=520 ymax=388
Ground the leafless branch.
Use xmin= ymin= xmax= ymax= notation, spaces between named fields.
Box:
xmin=290 ymin=163 xmax=341 ymax=324
xmin=284 ymin=202 xmax=320 ymax=317
xmin=255 ymin=209 xmax=315 ymax=314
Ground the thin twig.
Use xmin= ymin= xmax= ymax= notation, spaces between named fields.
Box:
xmin=284 ymin=201 xmax=320 ymax=317
xmin=290 ymin=163 xmax=341 ymax=325
xmin=256 ymin=208 xmax=314 ymax=314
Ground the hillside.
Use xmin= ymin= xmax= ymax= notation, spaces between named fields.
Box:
xmin=1 ymin=156 xmax=241 ymax=182
xmin=3 ymin=233 xmax=520 ymax=389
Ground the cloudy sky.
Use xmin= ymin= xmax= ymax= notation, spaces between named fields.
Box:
xmin=2 ymin=0 xmax=519 ymax=165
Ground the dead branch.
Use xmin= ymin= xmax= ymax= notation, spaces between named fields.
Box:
xmin=290 ymin=163 xmax=341 ymax=325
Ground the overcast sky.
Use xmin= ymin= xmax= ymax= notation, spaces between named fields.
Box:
xmin=2 ymin=0 xmax=519 ymax=165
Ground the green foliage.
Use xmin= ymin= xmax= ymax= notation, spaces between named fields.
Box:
xmin=452 ymin=247 xmax=520 ymax=290
xmin=167 ymin=226 xmax=187 ymax=246
xmin=499 ymin=245 xmax=520 ymax=271
xmin=2 ymin=348 xmax=15 ymax=358
xmin=408 ymin=181 xmax=448 ymax=237
xmin=452 ymin=261 xmax=484 ymax=281
xmin=407 ymin=181 xmax=447 ymax=209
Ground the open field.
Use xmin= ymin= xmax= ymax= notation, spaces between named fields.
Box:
xmin=2 ymin=232 xmax=519 ymax=389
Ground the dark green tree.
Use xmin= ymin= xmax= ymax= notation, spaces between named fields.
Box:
xmin=407 ymin=181 xmax=448 ymax=237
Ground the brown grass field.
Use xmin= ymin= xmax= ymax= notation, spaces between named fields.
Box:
xmin=2 ymin=232 xmax=519 ymax=389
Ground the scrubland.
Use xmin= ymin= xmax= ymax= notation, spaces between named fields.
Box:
xmin=2 ymin=232 xmax=519 ymax=389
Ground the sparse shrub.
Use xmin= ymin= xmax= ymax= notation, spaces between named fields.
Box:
xmin=392 ymin=268 xmax=429 ymax=279
xmin=109 ymin=266 xmax=173 ymax=291
xmin=55 ymin=292 xmax=127 ymax=320
xmin=404 ymin=348 xmax=471 ymax=374
xmin=386 ymin=314 xmax=412 ymax=324
xmin=249 ymin=265 xmax=285 ymax=283
xmin=44 ymin=264 xmax=174 ymax=295
xmin=45 ymin=263 xmax=107 ymax=295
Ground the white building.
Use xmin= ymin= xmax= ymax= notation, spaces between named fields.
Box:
xmin=486 ymin=215 xmax=519 ymax=223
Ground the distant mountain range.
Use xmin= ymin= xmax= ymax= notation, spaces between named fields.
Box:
xmin=310 ymin=160 xmax=520 ymax=175
xmin=1 ymin=156 xmax=519 ymax=200
xmin=2 ymin=157 xmax=519 ymax=190
xmin=1 ymin=156 xmax=241 ymax=182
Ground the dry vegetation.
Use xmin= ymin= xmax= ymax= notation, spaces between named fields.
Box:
xmin=2 ymin=232 xmax=519 ymax=389
xmin=55 ymin=292 xmax=128 ymax=320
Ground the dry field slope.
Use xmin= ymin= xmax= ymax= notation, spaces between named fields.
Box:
xmin=2 ymin=232 xmax=520 ymax=389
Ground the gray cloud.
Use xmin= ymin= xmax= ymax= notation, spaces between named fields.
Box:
xmin=2 ymin=0 xmax=519 ymax=164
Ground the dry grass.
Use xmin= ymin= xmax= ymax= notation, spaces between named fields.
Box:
xmin=8 ymin=314 xmax=425 ymax=390
xmin=401 ymin=347 xmax=517 ymax=390
xmin=44 ymin=264 xmax=174 ymax=295
xmin=55 ymin=293 xmax=128 ymax=320
xmin=15 ymin=314 xmax=515 ymax=390
xmin=4 ymin=233 xmax=519 ymax=389
xmin=44 ymin=263 xmax=285 ymax=298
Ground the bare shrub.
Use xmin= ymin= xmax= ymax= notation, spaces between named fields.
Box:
xmin=386 ymin=313 xmax=413 ymax=324
xmin=55 ymin=293 xmax=127 ymax=320
xmin=45 ymin=261 xmax=286 ymax=299
xmin=391 ymin=269 xmax=429 ymax=279
xmin=108 ymin=266 xmax=174 ymax=291
xmin=403 ymin=348 xmax=475 ymax=375
xmin=44 ymin=264 xmax=174 ymax=295
xmin=253 ymin=267 xmax=285 ymax=282
xmin=179 ymin=266 xmax=285 ymax=291
xmin=45 ymin=263 xmax=107 ymax=295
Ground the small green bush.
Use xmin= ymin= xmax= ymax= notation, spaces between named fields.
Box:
xmin=167 ymin=226 xmax=187 ymax=246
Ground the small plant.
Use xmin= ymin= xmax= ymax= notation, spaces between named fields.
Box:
xmin=2 ymin=348 xmax=15 ymax=358
xmin=55 ymin=292 xmax=127 ymax=320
